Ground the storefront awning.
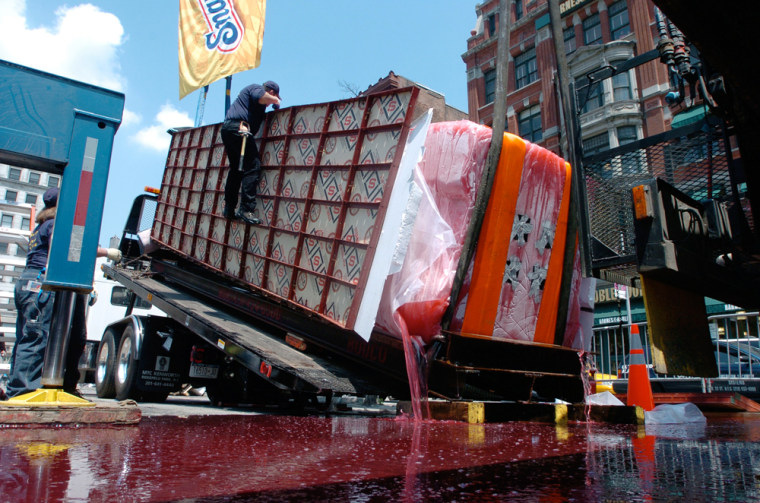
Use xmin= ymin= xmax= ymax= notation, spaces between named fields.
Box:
xmin=671 ymin=106 xmax=708 ymax=129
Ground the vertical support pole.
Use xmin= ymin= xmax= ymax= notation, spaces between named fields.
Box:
xmin=442 ymin=0 xmax=512 ymax=331
xmin=40 ymin=290 xmax=77 ymax=388
xmin=195 ymin=85 xmax=209 ymax=127
xmin=225 ymin=76 xmax=233 ymax=116
xmin=549 ymin=0 xmax=591 ymax=344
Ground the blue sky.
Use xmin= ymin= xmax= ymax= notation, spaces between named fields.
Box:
xmin=0 ymin=0 xmax=477 ymax=245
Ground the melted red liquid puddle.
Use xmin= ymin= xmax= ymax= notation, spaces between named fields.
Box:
xmin=0 ymin=416 xmax=589 ymax=501
xmin=4 ymin=415 xmax=760 ymax=501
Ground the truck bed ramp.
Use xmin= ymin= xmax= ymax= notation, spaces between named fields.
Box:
xmin=107 ymin=265 xmax=381 ymax=397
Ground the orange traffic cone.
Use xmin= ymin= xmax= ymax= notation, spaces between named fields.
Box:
xmin=626 ymin=324 xmax=654 ymax=411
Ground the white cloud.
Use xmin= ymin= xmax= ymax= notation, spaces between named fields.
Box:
xmin=0 ymin=0 xmax=126 ymax=91
xmin=120 ymin=108 xmax=141 ymax=128
xmin=133 ymin=104 xmax=193 ymax=152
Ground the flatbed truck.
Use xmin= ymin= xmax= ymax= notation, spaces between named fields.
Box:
xmin=90 ymin=88 xmax=587 ymax=408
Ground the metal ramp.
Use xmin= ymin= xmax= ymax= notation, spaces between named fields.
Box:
xmin=104 ymin=263 xmax=389 ymax=398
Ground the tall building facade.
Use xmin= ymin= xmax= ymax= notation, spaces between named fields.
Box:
xmin=462 ymin=0 xmax=672 ymax=157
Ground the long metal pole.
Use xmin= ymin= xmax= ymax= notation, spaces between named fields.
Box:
xmin=40 ymin=289 xmax=76 ymax=388
xmin=549 ymin=0 xmax=592 ymax=345
xmin=442 ymin=0 xmax=512 ymax=331
xmin=225 ymin=76 xmax=233 ymax=115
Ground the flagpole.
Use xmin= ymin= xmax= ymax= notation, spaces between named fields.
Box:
xmin=225 ymin=76 xmax=233 ymax=115
xmin=194 ymin=85 xmax=209 ymax=127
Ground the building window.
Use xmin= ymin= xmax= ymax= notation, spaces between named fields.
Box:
xmin=1 ymin=215 xmax=13 ymax=228
xmin=609 ymin=0 xmax=630 ymax=40
xmin=28 ymin=172 xmax=40 ymax=185
xmin=8 ymin=167 xmax=21 ymax=181
xmin=0 ymin=243 xmax=8 ymax=254
xmin=484 ymin=69 xmax=497 ymax=104
xmin=617 ymin=125 xmax=642 ymax=174
xmin=487 ymin=13 xmax=496 ymax=38
xmin=583 ymin=133 xmax=610 ymax=157
xmin=25 ymin=194 xmax=38 ymax=205
xmin=48 ymin=175 xmax=60 ymax=188
xmin=583 ymin=13 xmax=603 ymax=45
xmin=576 ymin=76 xmax=604 ymax=113
xmin=21 ymin=217 xmax=30 ymax=230
xmin=518 ymin=105 xmax=543 ymax=143
xmin=15 ymin=244 xmax=26 ymax=257
xmin=5 ymin=190 xmax=17 ymax=202
xmin=564 ymin=26 xmax=577 ymax=54
xmin=612 ymin=69 xmax=632 ymax=101
xmin=617 ymin=126 xmax=638 ymax=145
xmin=515 ymin=48 xmax=538 ymax=89
xmin=514 ymin=0 xmax=523 ymax=21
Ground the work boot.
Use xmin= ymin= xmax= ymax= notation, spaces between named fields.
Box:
xmin=222 ymin=204 xmax=236 ymax=219
xmin=64 ymin=388 xmax=84 ymax=399
xmin=235 ymin=210 xmax=261 ymax=225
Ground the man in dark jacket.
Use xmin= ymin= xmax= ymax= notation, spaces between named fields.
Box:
xmin=221 ymin=80 xmax=281 ymax=225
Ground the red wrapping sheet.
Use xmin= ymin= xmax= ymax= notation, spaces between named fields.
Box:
xmin=375 ymin=121 xmax=491 ymax=342
xmin=376 ymin=120 xmax=589 ymax=349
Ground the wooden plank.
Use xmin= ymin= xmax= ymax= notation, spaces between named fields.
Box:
xmin=618 ymin=392 xmax=760 ymax=412
xmin=397 ymin=400 xmax=644 ymax=424
xmin=640 ymin=273 xmax=718 ymax=376
xmin=0 ymin=401 xmax=141 ymax=425
xmin=397 ymin=400 xmax=485 ymax=423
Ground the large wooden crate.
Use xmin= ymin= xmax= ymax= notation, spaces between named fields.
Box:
xmin=152 ymin=88 xmax=419 ymax=335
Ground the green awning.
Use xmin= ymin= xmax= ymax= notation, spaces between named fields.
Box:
xmin=671 ymin=107 xmax=707 ymax=129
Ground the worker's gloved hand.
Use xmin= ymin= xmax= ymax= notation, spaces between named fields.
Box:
xmin=106 ymin=248 xmax=122 ymax=262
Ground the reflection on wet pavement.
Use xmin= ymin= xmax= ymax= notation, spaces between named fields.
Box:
xmin=2 ymin=414 xmax=760 ymax=501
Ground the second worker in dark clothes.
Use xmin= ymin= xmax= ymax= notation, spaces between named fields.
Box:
xmin=221 ymin=80 xmax=281 ymax=225
xmin=5 ymin=187 xmax=122 ymax=399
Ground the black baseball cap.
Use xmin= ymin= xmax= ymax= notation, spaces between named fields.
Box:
xmin=43 ymin=187 xmax=59 ymax=208
xmin=263 ymin=80 xmax=280 ymax=99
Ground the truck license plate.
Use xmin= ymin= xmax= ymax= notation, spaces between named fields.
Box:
xmin=189 ymin=363 xmax=219 ymax=379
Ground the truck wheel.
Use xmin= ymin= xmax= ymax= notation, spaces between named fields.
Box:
xmin=114 ymin=326 xmax=138 ymax=401
xmin=95 ymin=331 xmax=117 ymax=398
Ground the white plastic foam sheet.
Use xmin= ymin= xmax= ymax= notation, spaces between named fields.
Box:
xmin=645 ymin=402 xmax=706 ymax=425
xmin=353 ymin=109 xmax=434 ymax=341
xmin=586 ymin=391 xmax=625 ymax=406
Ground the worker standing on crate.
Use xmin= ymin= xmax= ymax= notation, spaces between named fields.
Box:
xmin=221 ymin=80 xmax=281 ymax=226
xmin=4 ymin=188 xmax=122 ymax=399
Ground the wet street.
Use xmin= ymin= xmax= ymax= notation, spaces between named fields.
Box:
xmin=2 ymin=391 xmax=760 ymax=502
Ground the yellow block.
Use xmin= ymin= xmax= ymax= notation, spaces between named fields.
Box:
xmin=5 ymin=389 xmax=95 ymax=407
xmin=554 ymin=403 xmax=568 ymax=425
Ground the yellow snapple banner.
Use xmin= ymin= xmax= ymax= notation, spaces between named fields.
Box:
xmin=179 ymin=0 xmax=266 ymax=99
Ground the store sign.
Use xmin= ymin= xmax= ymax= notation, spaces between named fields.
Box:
xmin=595 ymin=285 xmax=643 ymax=304
xmin=559 ymin=0 xmax=594 ymax=16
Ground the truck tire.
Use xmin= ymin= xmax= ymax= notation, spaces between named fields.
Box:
xmin=114 ymin=326 xmax=138 ymax=401
xmin=95 ymin=331 xmax=118 ymax=398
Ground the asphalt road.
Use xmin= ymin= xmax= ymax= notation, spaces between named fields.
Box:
xmin=78 ymin=383 xmax=264 ymax=417
xmin=78 ymin=384 xmax=399 ymax=418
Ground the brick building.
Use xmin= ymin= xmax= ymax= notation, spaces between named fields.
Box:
xmin=462 ymin=0 xmax=672 ymax=158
